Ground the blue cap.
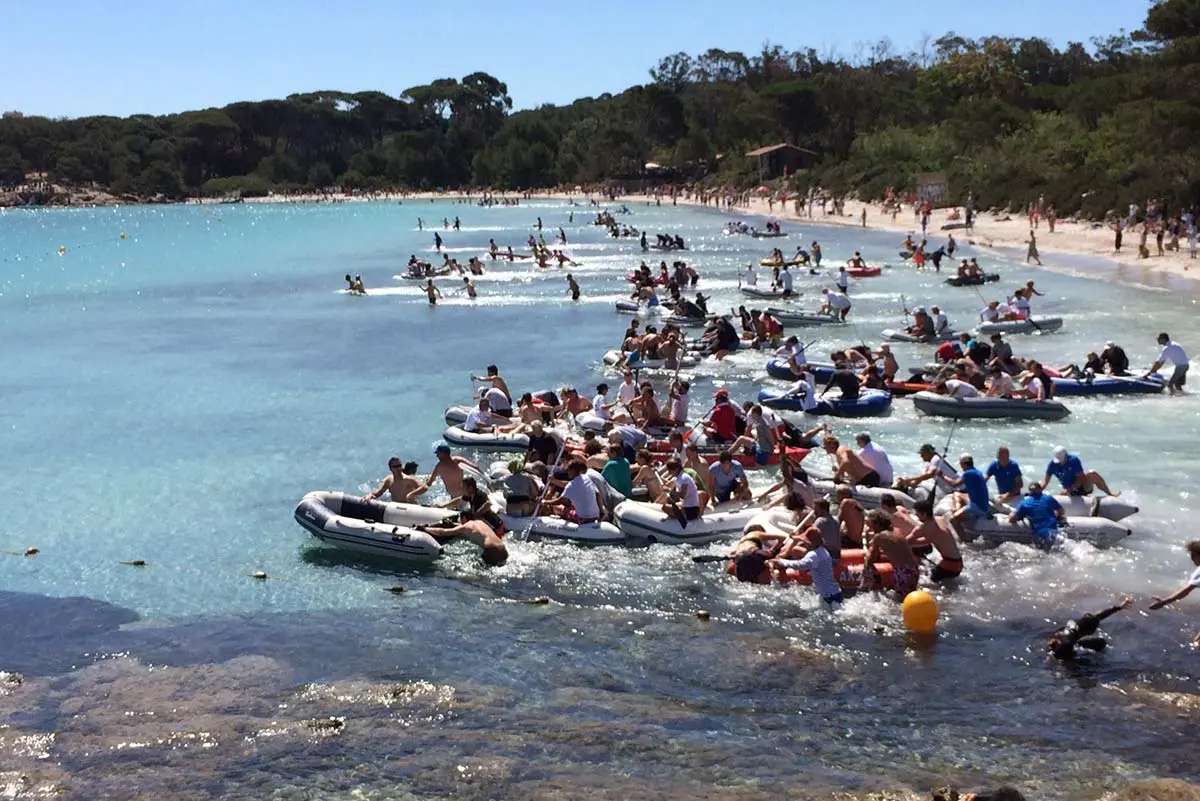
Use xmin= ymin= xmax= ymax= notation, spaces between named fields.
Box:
xmin=435 ymin=444 xmax=451 ymax=454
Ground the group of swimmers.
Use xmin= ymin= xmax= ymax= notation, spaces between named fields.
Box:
xmin=640 ymin=232 xmax=687 ymax=251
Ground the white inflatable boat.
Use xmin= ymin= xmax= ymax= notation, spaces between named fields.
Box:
xmin=487 ymin=493 xmax=626 ymax=545
xmin=443 ymin=426 xmax=532 ymax=451
xmin=740 ymin=286 xmax=799 ymax=300
xmin=742 ymin=508 xmax=799 ymax=537
xmin=613 ymin=500 xmax=762 ymax=545
xmin=807 ymin=478 xmax=925 ymax=509
xmin=975 ymin=317 xmax=1063 ymax=335
xmin=958 ymin=515 xmax=1131 ymax=548
xmin=293 ymin=491 xmax=455 ymax=563
xmin=912 ymin=391 xmax=1071 ymax=421
xmin=932 ymin=493 xmax=1137 ymax=522
xmin=763 ymin=307 xmax=842 ymax=326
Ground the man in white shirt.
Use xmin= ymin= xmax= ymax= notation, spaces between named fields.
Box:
xmin=895 ymin=443 xmax=960 ymax=496
xmin=743 ymin=264 xmax=758 ymax=286
xmin=1012 ymin=292 xmax=1031 ymax=319
xmin=668 ymin=379 xmax=690 ymax=425
xmin=660 ymin=457 xmax=702 ymax=526
xmin=930 ymin=305 xmax=949 ymax=335
xmin=836 ymin=267 xmax=850 ymax=294
xmin=617 ymin=369 xmax=638 ymax=407
xmin=779 ymin=265 xmax=794 ymax=296
xmin=820 ymin=288 xmax=852 ymax=320
xmin=545 ymin=459 xmax=602 ymax=523
xmin=776 ymin=336 xmax=807 ymax=368
xmin=940 ymin=377 xmax=980 ymax=399
xmin=854 ymin=432 xmax=894 ymax=486
xmin=980 ymin=301 xmax=1001 ymax=323
xmin=785 ymin=374 xmax=818 ymax=411
xmin=481 ymin=386 xmax=512 ymax=416
xmin=464 ymin=398 xmax=503 ymax=433
xmin=592 ymin=383 xmax=613 ymax=421
xmin=1145 ymin=331 xmax=1189 ymax=395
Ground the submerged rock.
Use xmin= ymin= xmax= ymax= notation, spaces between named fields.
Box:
xmin=1110 ymin=780 xmax=1200 ymax=801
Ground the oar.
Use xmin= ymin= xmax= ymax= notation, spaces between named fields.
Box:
xmin=692 ymin=553 xmax=731 ymax=564
xmin=521 ymin=426 xmax=570 ymax=537
xmin=927 ymin=417 xmax=960 ymax=507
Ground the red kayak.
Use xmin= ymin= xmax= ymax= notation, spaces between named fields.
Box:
xmin=847 ymin=266 xmax=882 ymax=278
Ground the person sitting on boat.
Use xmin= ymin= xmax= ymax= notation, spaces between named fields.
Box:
xmin=1100 ymin=341 xmax=1131 ymax=375
xmin=627 ymin=384 xmax=669 ymax=429
xmin=1010 ymin=289 xmax=1032 ymax=320
xmin=728 ymin=405 xmax=777 ymax=466
xmin=702 ymin=388 xmax=739 ymax=445
xmin=823 ymin=435 xmax=882 ymax=487
xmin=894 ymin=443 xmax=960 ymax=497
xmin=674 ymin=235 xmax=685 ymax=249
xmin=1058 ymin=352 xmax=1104 ymax=381
xmin=943 ymin=454 xmax=992 ymax=538
xmin=907 ymin=308 xmax=936 ymax=340
xmin=957 ymin=260 xmax=970 ymax=278
xmin=543 ymin=459 xmax=603 ymax=524
xmin=987 ymin=334 xmax=1018 ymax=373
xmin=661 ymin=457 xmax=703 ymax=527
xmin=1042 ymin=446 xmax=1121 ymax=498
xmin=822 ymin=367 xmax=862 ymax=401
xmin=344 ymin=273 xmax=366 ymax=294
xmin=820 ymin=288 xmax=852 ymax=320
xmin=777 ymin=335 xmax=808 ymax=370
xmin=1047 ymin=598 xmax=1134 ymax=660
xmin=995 ymin=297 xmax=1020 ymax=321
xmin=860 ymin=510 xmax=920 ymax=600
xmin=930 ymin=306 xmax=950 ymax=336
xmin=708 ymin=317 xmax=741 ymax=361
xmin=907 ymin=499 xmax=964 ymax=582
xmin=769 ymin=247 xmax=785 ymax=266
xmin=463 ymin=398 xmax=505 ymax=433
xmin=985 ymin=446 xmax=1024 ymax=504
xmin=366 ymin=458 xmax=426 ymax=503
xmin=967 ymin=258 xmax=983 ymax=278
xmin=708 ymin=451 xmax=752 ymax=504
xmin=847 ymin=252 xmax=866 ymax=270
xmin=665 ymin=379 xmax=690 ymax=426
xmin=984 ymin=364 xmax=1017 ymax=398
xmin=631 ymin=448 xmax=664 ymax=499
xmin=980 ymin=300 xmax=1002 ymax=323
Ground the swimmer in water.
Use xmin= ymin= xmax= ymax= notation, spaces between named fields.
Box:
xmin=1048 ymin=598 xmax=1133 ymax=660
xmin=566 ymin=273 xmax=581 ymax=301
xmin=425 ymin=279 xmax=442 ymax=306
xmin=366 ymin=458 xmax=426 ymax=502
xmin=462 ymin=276 xmax=477 ymax=299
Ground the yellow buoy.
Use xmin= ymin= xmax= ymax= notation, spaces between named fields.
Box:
xmin=901 ymin=590 xmax=939 ymax=634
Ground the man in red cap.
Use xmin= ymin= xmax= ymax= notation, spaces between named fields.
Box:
xmin=702 ymin=388 xmax=738 ymax=444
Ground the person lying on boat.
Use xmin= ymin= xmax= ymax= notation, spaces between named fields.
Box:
xmin=1047 ymin=597 xmax=1134 ymax=661
xmin=931 ymin=373 xmax=981 ymax=400
xmin=366 ymin=458 xmax=426 ymax=503
xmin=907 ymin=499 xmax=964 ymax=582
xmin=861 ymin=510 xmax=921 ymax=600
xmin=1057 ymin=352 xmax=1104 ymax=381
xmin=424 ymin=445 xmax=484 ymax=501
xmin=831 ymin=348 xmax=869 ymax=372
xmin=542 ymin=459 xmax=604 ymax=524
xmin=1100 ymin=341 xmax=1131 ymax=375
xmin=730 ymin=530 xmax=786 ymax=584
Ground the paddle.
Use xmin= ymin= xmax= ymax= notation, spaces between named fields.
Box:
xmin=926 ymin=417 xmax=960 ymax=507
xmin=692 ymin=553 xmax=731 ymax=564
xmin=521 ymin=422 xmax=570 ymax=537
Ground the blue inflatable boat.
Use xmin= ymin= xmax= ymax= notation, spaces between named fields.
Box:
xmin=1050 ymin=373 xmax=1166 ymax=397
xmin=766 ymin=358 xmax=836 ymax=383
xmin=757 ymin=387 xmax=893 ymax=417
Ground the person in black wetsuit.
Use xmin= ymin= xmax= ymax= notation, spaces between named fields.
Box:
xmin=1048 ymin=597 xmax=1133 ymax=660
xmin=1100 ymin=341 xmax=1130 ymax=375
xmin=822 ymin=369 xmax=862 ymax=401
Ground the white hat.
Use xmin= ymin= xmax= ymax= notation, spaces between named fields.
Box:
xmin=1052 ymin=446 xmax=1068 ymax=463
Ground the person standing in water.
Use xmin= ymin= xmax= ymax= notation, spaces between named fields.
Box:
xmin=418 ymin=218 xmax=424 ymax=231
xmin=453 ymin=216 xmax=461 ymax=231
xmin=366 ymin=458 xmax=426 ymax=502
xmin=1026 ymin=230 xmax=1042 ymax=265
xmin=434 ymin=232 xmax=443 ymax=252
xmin=424 ymin=279 xmax=442 ymax=306
xmin=462 ymin=276 xmax=477 ymax=299
xmin=566 ymin=274 xmax=581 ymax=301
xmin=1144 ymin=332 xmax=1189 ymax=395
xmin=1148 ymin=540 xmax=1200 ymax=645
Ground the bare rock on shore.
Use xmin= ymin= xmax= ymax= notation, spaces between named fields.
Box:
xmin=1110 ymin=780 xmax=1200 ymax=801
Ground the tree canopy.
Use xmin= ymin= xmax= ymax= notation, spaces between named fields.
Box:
xmin=3 ymin=0 xmax=1199 ymax=215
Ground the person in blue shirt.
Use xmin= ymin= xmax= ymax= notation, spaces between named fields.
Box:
xmin=945 ymin=454 xmax=991 ymax=538
xmin=1008 ymin=481 xmax=1066 ymax=548
xmin=985 ymin=446 xmax=1024 ymax=504
xmin=1042 ymin=446 xmax=1120 ymax=497
xmin=708 ymin=451 xmax=751 ymax=504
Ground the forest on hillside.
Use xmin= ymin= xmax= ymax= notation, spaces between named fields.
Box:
xmin=2 ymin=0 xmax=1198 ymax=216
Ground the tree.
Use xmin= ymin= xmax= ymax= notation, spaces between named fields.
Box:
xmin=307 ymin=162 xmax=334 ymax=188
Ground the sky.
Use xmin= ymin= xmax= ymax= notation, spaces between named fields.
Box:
xmin=2 ymin=0 xmax=1151 ymax=119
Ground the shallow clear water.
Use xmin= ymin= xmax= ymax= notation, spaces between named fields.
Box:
xmin=0 ymin=199 xmax=1197 ymax=799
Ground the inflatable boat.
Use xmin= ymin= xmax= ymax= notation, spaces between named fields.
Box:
xmin=613 ymin=500 xmax=762 ymax=545
xmin=976 ymin=317 xmax=1063 ymax=335
xmin=293 ymin=491 xmax=454 ymax=563
xmin=757 ymin=387 xmax=892 ymax=417
xmin=740 ymin=285 xmax=798 ymax=299
xmin=1049 ymin=374 xmax=1166 ymax=397
xmin=602 ymin=349 xmax=701 ymax=369
xmin=443 ymin=426 xmax=532 ymax=450
xmin=881 ymin=328 xmax=958 ymax=343
xmin=663 ymin=314 xmax=714 ymax=328
xmin=846 ymin=266 xmax=882 ymax=278
xmin=627 ymin=273 xmax=667 ymax=285
xmin=763 ymin=307 xmax=842 ymax=326
xmin=742 ymin=508 xmax=799 ymax=537
xmin=958 ymin=515 xmax=1131 ymax=549
xmin=759 ymin=257 xmax=805 ymax=267
xmin=945 ymin=273 xmax=999 ymax=286
xmin=807 ymin=478 xmax=924 ymax=509
xmin=751 ymin=231 xmax=789 ymax=239
xmin=766 ymin=359 xmax=837 ymax=383
xmin=488 ymin=493 xmax=625 ymax=545
xmin=911 ymin=391 xmax=1071 ymax=421
xmin=933 ymin=494 xmax=1138 ymax=523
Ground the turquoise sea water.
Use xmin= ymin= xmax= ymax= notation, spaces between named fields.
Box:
xmin=0 ymin=199 xmax=1197 ymax=799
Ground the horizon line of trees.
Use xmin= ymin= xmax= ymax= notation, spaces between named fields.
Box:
xmin=2 ymin=0 xmax=1198 ymax=218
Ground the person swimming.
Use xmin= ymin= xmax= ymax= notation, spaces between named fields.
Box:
xmin=1047 ymin=598 xmax=1133 ymax=660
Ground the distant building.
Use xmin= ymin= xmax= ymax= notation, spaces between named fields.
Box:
xmin=745 ymin=143 xmax=817 ymax=181
xmin=2 ymin=111 xmax=23 ymax=119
